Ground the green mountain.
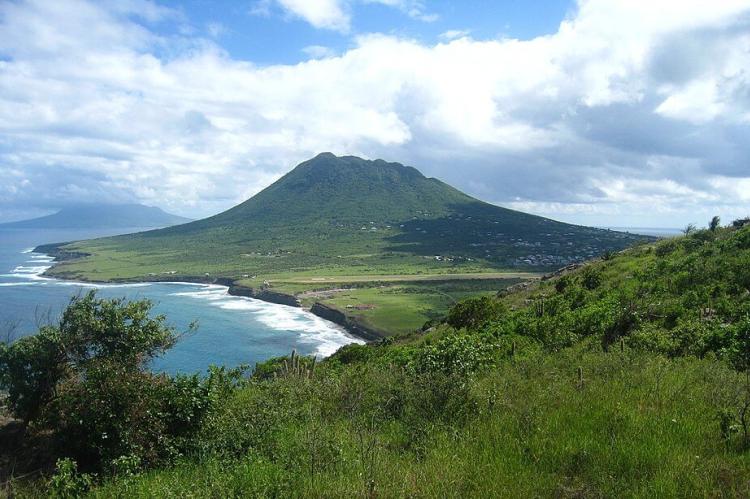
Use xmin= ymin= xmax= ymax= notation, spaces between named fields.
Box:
xmin=42 ymin=153 xmax=649 ymax=281
xmin=1 ymin=203 xmax=191 ymax=229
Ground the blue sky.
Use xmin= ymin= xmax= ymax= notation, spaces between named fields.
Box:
xmin=154 ymin=0 xmax=574 ymax=65
xmin=1 ymin=0 xmax=749 ymax=228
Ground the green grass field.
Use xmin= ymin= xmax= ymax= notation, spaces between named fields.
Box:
xmin=41 ymin=244 xmax=539 ymax=336
xmin=304 ymin=281 xmax=520 ymax=335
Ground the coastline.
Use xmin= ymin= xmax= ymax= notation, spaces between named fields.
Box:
xmin=226 ymin=283 xmax=384 ymax=342
xmin=34 ymin=243 xmax=383 ymax=344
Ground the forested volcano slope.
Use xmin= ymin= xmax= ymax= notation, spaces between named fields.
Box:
xmin=41 ymin=153 xmax=647 ymax=281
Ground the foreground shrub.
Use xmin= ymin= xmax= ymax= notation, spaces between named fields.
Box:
xmin=0 ymin=291 xmax=242 ymax=472
xmin=48 ymin=458 xmax=93 ymax=498
xmin=409 ymin=332 xmax=497 ymax=377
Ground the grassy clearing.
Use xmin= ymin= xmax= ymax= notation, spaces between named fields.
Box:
xmin=257 ymin=271 xmax=540 ymax=284
xmin=43 ymin=246 xmax=536 ymax=336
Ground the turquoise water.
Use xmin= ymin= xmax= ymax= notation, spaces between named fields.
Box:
xmin=0 ymin=228 xmax=362 ymax=374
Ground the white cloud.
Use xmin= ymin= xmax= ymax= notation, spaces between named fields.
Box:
xmin=439 ymin=30 xmax=470 ymax=41
xmin=206 ymin=22 xmax=227 ymax=38
xmin=302 ymin=45 xmax=336 ymax=59
xmin=1 ymin=0 xmax=750 ymax=226
xmin=262 ymin=0 xmax=437 ymax=32
xmin=275 ymin=0 xmax=350 ymax=32
xmin=366 ymin=0 xmax=437 ymax=22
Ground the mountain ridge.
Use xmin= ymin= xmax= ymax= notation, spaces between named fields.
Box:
xmin=0 ymin=203 xmax=191 ymax=229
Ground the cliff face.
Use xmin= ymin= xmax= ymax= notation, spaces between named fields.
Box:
xmin=310 ymin=303 xmax=384 ymax=341
xmin=227 ymin=285 xmax=301 ymax=307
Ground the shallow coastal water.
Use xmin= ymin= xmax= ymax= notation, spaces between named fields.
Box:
xmin=0 ymin=228 xmax=363 ymax=374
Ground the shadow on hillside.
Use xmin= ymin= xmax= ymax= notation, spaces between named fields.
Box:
xmin=383 ymin=203 xmax=647 ymax=261
xmin=0 ymin=414 xmax=56 ymax=486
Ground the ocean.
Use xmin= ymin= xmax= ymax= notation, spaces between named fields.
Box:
xmin=0 ymin=227 xmax=363 ymax=374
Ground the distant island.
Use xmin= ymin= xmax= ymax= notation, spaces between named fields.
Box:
xmin=0 ymin=203 xmax=191 ymax=229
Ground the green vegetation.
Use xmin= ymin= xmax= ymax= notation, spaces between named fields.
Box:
xmin=0 ymin=293 xmax=241 ymax=471
xmin=4 ymin=220 xmax=750 ymax=497
xmin=279 ymin=277 xmax=527 ymax=336
xmin=41 ymin=154 xmax=647 ymax=283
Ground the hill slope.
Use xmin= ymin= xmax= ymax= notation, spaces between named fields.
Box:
xmin=1 ymin=204 xmax=191 ymax=229
xmin=42 ymin=154 xmax=648 ymax=281
xmin=9 ymin=222 xmax=750 ymax=497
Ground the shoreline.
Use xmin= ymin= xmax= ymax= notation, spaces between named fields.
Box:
xmin=220 ymin=278 xmax=384 ymax=342
xmin=34 ymin=243 xmax=382 ymax=344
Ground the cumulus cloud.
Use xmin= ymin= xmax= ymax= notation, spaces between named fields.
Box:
xmin=439 ymin=29 xmax=470 ymax=41
xmin=302 ymin=44 xmax=337 ymax=58
xmin=274 ymin=0 xmax=350 ymax=32
xmin=365 ymin=0 xmax=437 ymax=22
xmin=0 ymin=0 xmax=749 ymax=226
xmin=255 ymin=0 xmax=437 ymax=32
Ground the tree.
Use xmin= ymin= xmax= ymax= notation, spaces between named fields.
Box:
xmin=683 ymin=223 xmax=697 ymax=235
xmin=710 ymin=216 xmax=721 ymax=232
xmin=0 ymin=291 xmax=178 ymax=425
xmin=0 ymin=292 xmax=200 ymax=470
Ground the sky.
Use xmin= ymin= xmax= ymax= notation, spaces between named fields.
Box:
xmin=1 ymin=0 xmax=749 ymax=228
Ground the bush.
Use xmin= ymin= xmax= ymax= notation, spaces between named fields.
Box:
xmin=655 ymin=239 xmax=678 ymax=257
xmin=446 ymin=296 xmax=506 ymax=330
xmin=409 ymin=332 xmax=496 ymax=377
xmin=0 ymin=292 xmax=177 ymax=424
xmin=48 ymin=458 xmax=93 ymax=498
xmin=329 ymin=343 xmax=374 ymax=365
xmin=580 ymin=267 xmax=601 ymax=291
xmin=0 ymin=291 xmax=235 ymax=472
xmin=555 ymin=275 xmax=571 ymax=293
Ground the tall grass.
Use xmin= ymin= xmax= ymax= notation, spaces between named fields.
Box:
xmin=77 ymin=348 xmax=750 ymax=498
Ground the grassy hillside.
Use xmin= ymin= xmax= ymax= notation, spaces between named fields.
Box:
xmin=5 ymin=220 xmax=750 ymax=497
xmin=41 ymin=154 xmax=648 ymax=282
xmin=71 ymin=352 xmax=750 ymax=497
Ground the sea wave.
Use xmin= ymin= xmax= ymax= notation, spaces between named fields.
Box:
xmin=171 ymin=284 xmax=364 ymax=357
xmin=28 ymin=255 xmax=55 ymax=263
xmin=9 ymin=250 xmax=363 ymax=358
xmin=12 ymin=265 xmax=51 ymax=274
xmin=6 ymin=251 xmax=153 ymax=290
xmin=3 ymin=253 xmax=55 ymax=281
xmin=52 ymin=281 xmax=152 ymax=289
